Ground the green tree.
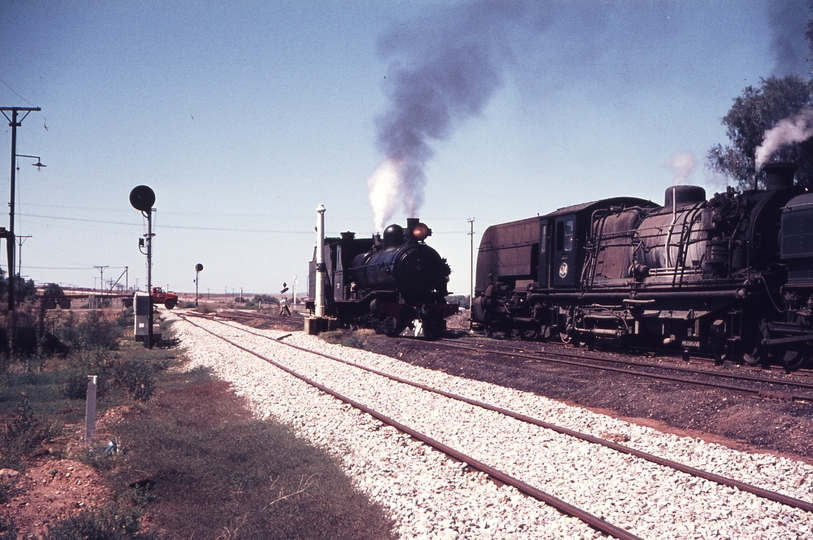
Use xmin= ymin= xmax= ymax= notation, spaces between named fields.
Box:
xmin=706 ymin=75 xmax=813 ymax=190
xmin=0 ymin=270 xmax=37 ymax=306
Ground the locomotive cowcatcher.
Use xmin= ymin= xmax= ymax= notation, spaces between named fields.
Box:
xmin=472 ymin=163 xmax=813 ymax=369
xmin=306 ymin=218 xmax=457 ymax=338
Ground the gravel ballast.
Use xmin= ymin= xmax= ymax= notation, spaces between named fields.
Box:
xmin=171 ymin=315 xmax=813 ymax=539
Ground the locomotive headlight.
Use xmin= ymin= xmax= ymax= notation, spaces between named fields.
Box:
xmin=412 ymin=222 xmax=431 ymax=241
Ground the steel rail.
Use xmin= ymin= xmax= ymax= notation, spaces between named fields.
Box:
xmin=431 ymin=339 xmax=813 ymax=402
xmin=444 ymin=336 xmax=813 ymax=391
xmin=195 ymin=310 xmax=813 ymax=388
xmin=179 ymin=314 xmax=641 ymax=540
xmin=194 ymin=315 xmax=813 ymax=515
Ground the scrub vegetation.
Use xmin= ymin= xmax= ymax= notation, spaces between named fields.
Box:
xmin=0 ymin=306 xmax=394 ymax=539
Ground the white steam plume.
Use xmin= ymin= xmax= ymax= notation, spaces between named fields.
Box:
xmin=755 ymin=108 xmax=813 ymax=170
xmin=665 ymin=151 xmax=696 ymax=185
xmin=368 ymin=0 xmax=536 ymax=231
xmin=367 ymin=159 xmax=402 ymax=233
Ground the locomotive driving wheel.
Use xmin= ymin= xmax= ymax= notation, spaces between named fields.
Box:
xmin=743 ymin=346 xmax=766 ymax=366
xmin=782 ymin=346 xmax=811 ymax=371
xmin=382 ymin=316 xmax=405 ymax=337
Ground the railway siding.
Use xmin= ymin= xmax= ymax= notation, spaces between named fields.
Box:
xmin=170 ymin=314 xmax=813 ymax=539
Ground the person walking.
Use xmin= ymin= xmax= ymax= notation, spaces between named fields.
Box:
xmin=279 ymin=296 xmax=291 ymax=316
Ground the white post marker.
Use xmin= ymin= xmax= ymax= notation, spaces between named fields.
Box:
xmin=85 ymin=375 xmax=98 ymax=449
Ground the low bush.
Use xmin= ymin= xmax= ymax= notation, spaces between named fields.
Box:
xmin=2 ymin=312 xmax=395 ymax=539
xmin=43 ymin=505 xmax=154 ymax=540
xmin=0 ymin=515 xmax=17 ymax=540
xmin=78 ymin=310 xmax=121 ymax=351
xmin=61 ymin=372 xmax=89 ymax=400
xmin=111 ymin=360 xmax=155 ymax=402
xmin=0 ymin=397 xmax=61 ymax=470
xmin=321 ymin=329 xmax=375 ymax=350
xmin=192 ymin=303 xmax=215 ymax=314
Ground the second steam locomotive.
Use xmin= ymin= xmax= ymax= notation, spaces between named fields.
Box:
xmin=307 ymin=218 xmax=457 ymax=338
xmin=472 ymin=163 xmax=813 ymax=369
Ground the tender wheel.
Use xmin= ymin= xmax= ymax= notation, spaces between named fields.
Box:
xmin=164 ymin=299 xmax=177 ymax=310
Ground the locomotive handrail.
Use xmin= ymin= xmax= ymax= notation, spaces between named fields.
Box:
xmin=668 ymin=202 xmax=705 ymax=288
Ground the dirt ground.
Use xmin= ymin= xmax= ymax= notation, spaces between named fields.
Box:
xmin=1 ymin=415 xmax=121 ymax=539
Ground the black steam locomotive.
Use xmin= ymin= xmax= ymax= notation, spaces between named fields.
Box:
xmin=472 ymin=163 xmax=813 ymax=369
xmin=307 ymin=218 xmax=457 ymax=338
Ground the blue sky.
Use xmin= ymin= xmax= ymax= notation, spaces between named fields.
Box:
xmin=1 ymin=0 xmax=808 ymax=298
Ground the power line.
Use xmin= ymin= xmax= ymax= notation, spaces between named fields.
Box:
xmin=0 ymin=77 xmax=35 ymax=106
xmin=25 ymin=265 xmax=129 ymax=270
xmin=18 ymin=212 xmax=471 ymax=234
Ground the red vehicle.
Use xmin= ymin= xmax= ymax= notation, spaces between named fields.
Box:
xmin=151 ymin=287 xmax=178 ymax=309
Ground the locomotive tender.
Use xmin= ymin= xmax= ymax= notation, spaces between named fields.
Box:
xmin=472 ymin=163 xmax=813 ymax=369
xmin=307 ymin=218 xmax=457 ymax=338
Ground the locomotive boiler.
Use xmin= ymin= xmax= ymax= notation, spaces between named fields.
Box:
xmin=472 ymin=162 xmax=813 ymax=369
xmin=307 ymin=218 xmax=457 ymax=338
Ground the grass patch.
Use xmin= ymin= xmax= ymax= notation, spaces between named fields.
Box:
xmin=107 ymin=369 xmax=394 ymax=538
xmin=1 ymin=309 xmax=395 ymax=539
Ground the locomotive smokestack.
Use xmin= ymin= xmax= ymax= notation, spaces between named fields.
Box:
xmin=762 ymin=162 xmax=796 ymax=190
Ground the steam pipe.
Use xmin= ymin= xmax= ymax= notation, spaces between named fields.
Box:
xmin=315 ymin=204 xmax=326 ymax=317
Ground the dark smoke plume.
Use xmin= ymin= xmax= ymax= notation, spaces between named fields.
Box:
xmin=767 ymin=0 xmax=809 ymax=77
xmin=368 ymin=1 xmax=542 ymax=231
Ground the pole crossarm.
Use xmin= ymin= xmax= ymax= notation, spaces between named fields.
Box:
xmin=1 ymin=106 xmax=41 ymax=125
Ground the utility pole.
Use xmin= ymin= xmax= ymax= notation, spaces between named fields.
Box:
xmin=94 ymin=266 xmax=108 ymax=293
xmin=16 ymin=235 xmax=31 ymax=277
xmin=2 ymin=106 xmax=41 ymax=315
xmin=468 ymin=218 xmax=475 ymax=315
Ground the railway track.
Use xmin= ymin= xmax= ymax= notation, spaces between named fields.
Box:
xmin=430 ymin=336 xmax=813 ymax=403
xmin=202 ymin=309 xmax=813 ymax=393
xmin=175 ymin=313 xmax=813 ymax=539
xmin=445 ymin=334 xmax=813 ymax=379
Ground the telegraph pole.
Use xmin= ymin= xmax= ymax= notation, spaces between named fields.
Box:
xmin=2 ymin=106 xmax=41 ymax=313
xmin=94 ymin=266 xmax=109 ymax=293
xmin=16 ymin=235 xmax=31 ymax=277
